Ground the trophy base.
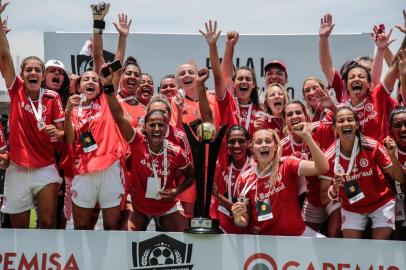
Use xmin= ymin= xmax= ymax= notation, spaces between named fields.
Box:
xmin=184 ymin=217 xmax=223 ymax=234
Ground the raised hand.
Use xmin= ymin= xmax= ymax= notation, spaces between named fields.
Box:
xmin=395 ymin=10 xmax=406 ymax=34
xmin=373 ymin=26 xmax=395 ymax=50
xmin=319 ymin=13 xmax=335 ymax=38
xmin=383 ymin=136 xmax=397 ymax=156
xmin=398 ymin=49 xmax=406 ymax=77
xmin=1 ymin=18 xmax=10 ymax=34
xmin=197 ymin=67 xmax=210 ymax=85
xmin=199 ymin=20 xmax=221 ymax=46
xmin=0 ymin=1 xmax=9 ymax=15
xmin=226 ymin=31 xmax=239 ymax=47
xmin=113 ymin=13 xmax=132 ymax=37
xmin=91 ymin=2 xmax=110 ymax=21
xmin=66 ymin=94 xmax=81 ymax=114
xmin=292 ymin=122 xmax=311 ymax=138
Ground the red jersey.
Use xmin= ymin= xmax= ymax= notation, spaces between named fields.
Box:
xmin=70 ymin=95 xmax=121 ymax=175
xmin=237 ymin=158 xmax=306 ymax=236
xmin=170 ymin=91 xmax=220 ymax=130
xmin=331 ymin=70 xmax=348 ymax=103
xmin=212 ymin=143 xmax=253 ymax=233
xmin=128 ymin=130 xmax=190 ymax=215
xmin=320 ymin=136 xmax=393 ymax=214
xmin=0 ymin=122 xmax=7 ymax=152
xmin=217 ymin=89 xmax=283 ymax=138
xmin=8 ymin=77 xmax=65 ymax=167
xmin=166 ymin=125 xmax=196 ymax=204
xmin=345 ymin=83 xmax=398 ymax=142
xmin=118 ymin=94 xmax=146 ymax=128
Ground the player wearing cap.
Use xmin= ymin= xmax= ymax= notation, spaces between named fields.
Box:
xmin=264 ymin=60 xmax=288 ymax=88
xmin=0 ymin=3 xmax=65 ymax=229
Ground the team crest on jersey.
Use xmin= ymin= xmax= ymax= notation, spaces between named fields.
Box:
xmin=92 ymin=103 xmax=101 ymax=110
xmin=360 ymin=158 xmax=369 ymax=168
xmin=364 ymin=103 xmax=373 ymax=112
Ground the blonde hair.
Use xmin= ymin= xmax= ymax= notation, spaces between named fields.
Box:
xmin=253 ymin=128 xmax=282 ymax=187
xmin=147 ymin=93 xmax=172 ymax=118
xmin=263 ymin=83 xmax=290 ymax=116
xmin=302 ymin=77 xmax=325 ymax=114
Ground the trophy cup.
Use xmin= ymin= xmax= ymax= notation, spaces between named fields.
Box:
xmin=183 ymin=122 xmax=228 ymax=234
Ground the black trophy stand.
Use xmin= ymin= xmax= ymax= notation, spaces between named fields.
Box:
xmin=183 ymin=124 xmax=228 ymax=234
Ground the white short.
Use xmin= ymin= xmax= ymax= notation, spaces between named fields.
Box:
xmin=63 ymin=177 xmax=73 ymax=220
xmin=151 ymin=201 xmax=184 ymax=227
xmin=71 ymin=160 xmax=124 ymax=209
xmin=301 ymin=226 xmax=326 ymax=238
xmin=1 ymin=162 xmax=62 ymax=214
xmin=302 ymin=198 xmax=341 ymax=223
xmin=341 ymin=200 xmax=396 ymax=231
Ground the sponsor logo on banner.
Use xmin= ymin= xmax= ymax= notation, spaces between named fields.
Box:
xmin=131 ymin=234 xmax=193 ymax=270
xmin=0 ymin=252 xmax=79 ymax=269
xmin=243 ymin=252 xmax=400 ymax=270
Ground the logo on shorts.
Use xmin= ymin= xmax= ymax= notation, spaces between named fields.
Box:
xmin=74 ymin=159 xmax=80 ymax=169
xmin=130 ymin=234 xmax=193 ymax=270
xmin=71 ymin=189 xmax=78 ymax=199
xmin=359 ymin=158 xmax=369 ymax=168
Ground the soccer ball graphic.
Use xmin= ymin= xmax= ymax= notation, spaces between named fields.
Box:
xmin=197 ymin=122 xmax=217 ymax=142
xmin=149 ymin=246 xmax=175 ymax=265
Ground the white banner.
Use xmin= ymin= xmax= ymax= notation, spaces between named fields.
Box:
xmin=0 ymin=229 xmax=404 ymax=270
xmin=44 ymin=32 xmax=373 ymax=100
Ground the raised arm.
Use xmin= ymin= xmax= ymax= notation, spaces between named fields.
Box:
xmin=91 ymin=2 xmax=110 ymax=74
xmin=383 ymin=137 xmax=406 ymax=184
xmin=196 ymin=68 xmax=213 ymax=124
xmin=221 ymin=31 xmax=239 ymax=91
xmin=293 ymin=123 xmax=329 ymax=176
xmin=318 ymin=13 xmax=336 ymax=86
xmin=199 ymin=20 xmax=226 ymax=99
xmin=371 ymin=26 xmax=395 ymax=86
xmin=112 ymin=13 xmax=132 ymax=90
xmin=0 ymin=2 xmax=15 ymax=87
xmin=398 ymin=49 xmax=406 ymax=104
xmin=64 ymin=95 xmax=80 ymax=144
xmin=100 ymin=63 xmax=135 ymax=142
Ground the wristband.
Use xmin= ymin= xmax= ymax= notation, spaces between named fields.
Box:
xmin=103 ymin=84 xmax=115 ymax=95
xmin=327 ymin=185 xmax=339 ymax=201
xmin=93 ymin=20 xmax=105 ymax=30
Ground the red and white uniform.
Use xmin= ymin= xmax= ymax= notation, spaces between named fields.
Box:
xmin=345 ymin=83 xmax=398 ymax=142
xmin=128 ymin=131 xmax=190 ymax=216
xmin=70 ymin=95 xmax=122 ymax=175
xmin=391 ymin=148 xmax=406 ymax=221
xmin=118 ymin=94 xmax=147 ymax=128
xmin=237 ymin=158 xmax=306 ymax=236
xmin=166 ymin=125 xmax=196 ymax=205
xmin=320 ymin=136 xmax=394 ymax=214
xmin=170 ymin=91 xmax=220 ymax=130
xmin=280 ymin=121 xmax=335 ymax=204
xmin=331 ymin=70 xmax=348 ymax=103
xmin=8 ymin=77 xmax=64 ymax=167
xmin=211 ymin=144 xmax=253 ymax=233
xmin=0 ymin=122 xmax=7 ymax=151
xmin=217 ymin=89 xmax=283 ymax=138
